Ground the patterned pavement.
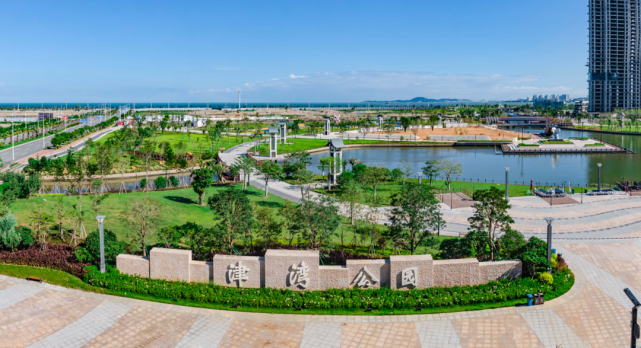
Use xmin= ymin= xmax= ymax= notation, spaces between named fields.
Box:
xmin=2 ymin=196 xmax=641 ymax=347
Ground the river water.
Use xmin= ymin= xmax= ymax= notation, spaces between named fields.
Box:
xmin=308 ymin=127 xmax=641 ymax=187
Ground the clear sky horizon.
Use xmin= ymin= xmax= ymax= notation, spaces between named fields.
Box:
xmin=0 ymin=0 xmax=587 ymax=103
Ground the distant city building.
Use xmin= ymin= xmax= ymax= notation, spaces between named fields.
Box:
xmin=574 ymin=100 xmax=589 ymax=114
xmin=37 ymin=112 xmax=53 ymax=121
xmin=531 ymin=94 xmax=567 ymax=109
xmin=589 ymin=0 xmax=641 ymax=112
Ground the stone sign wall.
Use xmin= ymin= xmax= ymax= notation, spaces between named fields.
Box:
xmin=116 ymin=248 xmax=522 ymax=291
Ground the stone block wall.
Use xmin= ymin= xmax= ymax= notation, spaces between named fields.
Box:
xmin=433 ymin=259 xmax=480 ymax=287
xmin=213 ymin=255 xmax=265 ymax=288
xmin=116 ymin=255 xmax=149 ymax=277
xmin=390 ymin=255 xmax=433 ymax=290
xmin=346 ymin=259 xmax=390 ymax=289
xmin=149 ymin=248 xmax=192 ymax=282
xmin=479 ymin=260 xmax=522 ymax=283
xmin=265 ymin=250 xmax=319 ymax=290
xmin=190 ymin=261 xmax=213 ymax=283
xmin=319 ymin=266 xmax=349 ymax=290
xmin=116 ymin=248 xmax=522 ymax=291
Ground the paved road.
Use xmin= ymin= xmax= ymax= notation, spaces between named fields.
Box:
xmin=0 ymin=116 xmax=104 ymax=164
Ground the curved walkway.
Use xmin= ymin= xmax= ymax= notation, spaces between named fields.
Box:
xmin=3 ymin=140 xmax=641 ymax=347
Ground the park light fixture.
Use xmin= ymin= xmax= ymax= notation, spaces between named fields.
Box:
xmin=96 ymin=215 xmax=106 ymax=273
xmin=505 ymin=167 xmax=510 ymax=201
xmin=597 ymin=163 xmax=603 ymax=191
xmin=544 ymin=217 xmax=554 ymax=273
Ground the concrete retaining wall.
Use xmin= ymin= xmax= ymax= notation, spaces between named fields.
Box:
xmin=116 ymin=249 xmax=522 ymax=291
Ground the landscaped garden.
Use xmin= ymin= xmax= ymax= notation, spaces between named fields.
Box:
xmin=0 ymin=118 xmax=574 ymax=315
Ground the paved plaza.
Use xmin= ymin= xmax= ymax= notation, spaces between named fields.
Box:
xmin=1 ymin=194 xmax=641 ymax=347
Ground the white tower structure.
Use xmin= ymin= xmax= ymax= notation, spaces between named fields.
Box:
xmin=268 ymin=125 xmax=279 ymax=158
xmin=327 ymin=139 xmax=345 ymax=184
xmin=324 ymin=117 xmax=331 ymax=136
xmin=279 ymin=120 xmax=287 ymax=144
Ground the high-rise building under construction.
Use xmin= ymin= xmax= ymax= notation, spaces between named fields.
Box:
xmin=589 ymin=0 xmax=641 ymax=112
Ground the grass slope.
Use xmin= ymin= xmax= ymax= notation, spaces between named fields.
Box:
xmin=9 ymin=186 xmax=287 ymax=247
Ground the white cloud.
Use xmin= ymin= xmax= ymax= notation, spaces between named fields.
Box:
xmin=184 ymin=71 xmax=585 ymax=101
xmin=503 ymin=85 xmax=572 ymax=91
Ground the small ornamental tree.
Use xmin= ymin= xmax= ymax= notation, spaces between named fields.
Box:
xmin=259 ymin=162 xmax=284 ymax=198
xmin=421 ymin=160 xmax=439 ymax=185
xmin=0 ymin=211 xmax=19 ymax=251
xmin=386 ymin=183 xmax=443 ymax=255
xmin=190 ymin=165 xmax=214 ymax=205
xmin=296 ymin=195 xmax=341 ymax=249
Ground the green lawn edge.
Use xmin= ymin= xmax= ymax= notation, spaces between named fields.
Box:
xmin=0 ymin=263 xmax=574 ymax=316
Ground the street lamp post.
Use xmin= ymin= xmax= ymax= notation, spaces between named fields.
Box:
xmin=544 ymin=217 xmax=554 ymax=273
xmin=417 ymin=172 xmax=422 ymax=185
xmin=624 ymin=288 xmax=641 ymax=348
xmin=597 ymin=163 xmax=602 ymax=191
xmin=96 ymin=215 xmax=106 ymax=273
xmin=505 ymin=167 xmax=510 ymax=201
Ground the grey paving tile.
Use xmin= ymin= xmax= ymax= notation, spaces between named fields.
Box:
xmin=415 ymin=320 xmax=461 ymax=348
xmin=556 ymin=245 xmax=641 ymax=309
xmin=520 ymin=308 xmax=587 ymax=348
xmin=300 ymin=322 xmax=342 ymax=348
xmin=28 ymin=301 xmax=131 ymax=348
xmin=175 ymin=315 xmax=233 ymax=348
xmin=0 ymin=283 xmax=44 ymax=310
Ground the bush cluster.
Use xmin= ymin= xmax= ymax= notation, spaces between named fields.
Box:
xmin=86 ymin=267 xmax=573 ymax=311
xmin=0 ymin=244 xmax=89 ymax=278
xmin=74 ymin=229 xmax=125 ymax=266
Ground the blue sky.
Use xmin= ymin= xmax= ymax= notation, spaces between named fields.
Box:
xmin=0 ymin=0 xmax=587 ymax=102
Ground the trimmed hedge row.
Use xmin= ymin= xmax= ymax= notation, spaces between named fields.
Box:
xmin=86 ymin=267 xmax=574 ymax=310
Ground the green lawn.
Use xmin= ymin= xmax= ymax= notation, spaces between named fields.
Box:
xmin=539 ymin=140 xmax=574 ymax=145
xmin=254 ymin=138 xmax=452 ymax=155
xmin=316 ymin=179 xmax=533 ymax=207
xmin=96 ymin=131 xmax=251 ymax=154
xmin=0 ymin=263 xmax=575 ymax=316
xmin=8 ymin=185 xmax=288 ymax=248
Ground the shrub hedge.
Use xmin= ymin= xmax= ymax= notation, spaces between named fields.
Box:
xmin=0 ymin=245 xmax=89 ymax=278
xmin=86 ymin=267 xmax=573 ymax=310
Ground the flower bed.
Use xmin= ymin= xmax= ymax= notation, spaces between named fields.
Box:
xmin=86 ymin=267 xmax=573 ymax=311
xmin=539 ymin=140 xmax=574 ymax=145
xmin=519 ymin=144 xmax=540 ymax=147
xmin=585 ymin=143 xmax=605 ymax=147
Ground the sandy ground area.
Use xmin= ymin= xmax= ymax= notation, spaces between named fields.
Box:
xmin=372 ymin=126 xmax=521 ymax=140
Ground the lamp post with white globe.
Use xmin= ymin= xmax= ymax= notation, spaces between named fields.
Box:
xmin=96 ymin=215 xmax=106 ymax=273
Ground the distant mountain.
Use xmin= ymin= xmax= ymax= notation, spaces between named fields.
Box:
xmin=362 ymin=97 xmax=472 ymax=103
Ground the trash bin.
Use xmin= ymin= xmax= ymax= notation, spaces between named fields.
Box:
xmin=533 ymin=293 xmax=541 ymax=305
xmin=538 ymin=293 xmax=545 ymax=305
xmin=572 ymin=189 xmax=575 ymax=194
xmin=552 ymin=248 xmax=556 ymax=255
xmin=527 ymin=294 xmax=534 ymax=306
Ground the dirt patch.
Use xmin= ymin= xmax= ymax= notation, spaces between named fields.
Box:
xmin=374 ymin=126 xmax=521 ymax=141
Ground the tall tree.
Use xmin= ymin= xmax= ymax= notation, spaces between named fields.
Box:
xmin=190 ymin=164 xmax=214 ymax=205
xmin=386 ymin=183 xmax=442 ymax=255
xmin=296 ymin=195 xmax=341 ymax=249
xmin=467 ymin=186 xmax=514 ymax=261
xmin=421 ymin=160 xmax=439 ymax=185
xmin=121 ymin=197 xmax=163 ymax=257
xmin=208 ymin=187 xmax=254 ymax=252
xmin=436 ymin=159 xmax=462 ymax=190
xmin=259 ymin=162 xmax=284 ymax=198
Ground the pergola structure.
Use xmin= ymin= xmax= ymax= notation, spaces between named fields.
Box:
xmin=324 ymin=117 xmax=331 ymax=136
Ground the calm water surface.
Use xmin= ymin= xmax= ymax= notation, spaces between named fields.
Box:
xmin=308 ymin=127 xmax=641 ymax=187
